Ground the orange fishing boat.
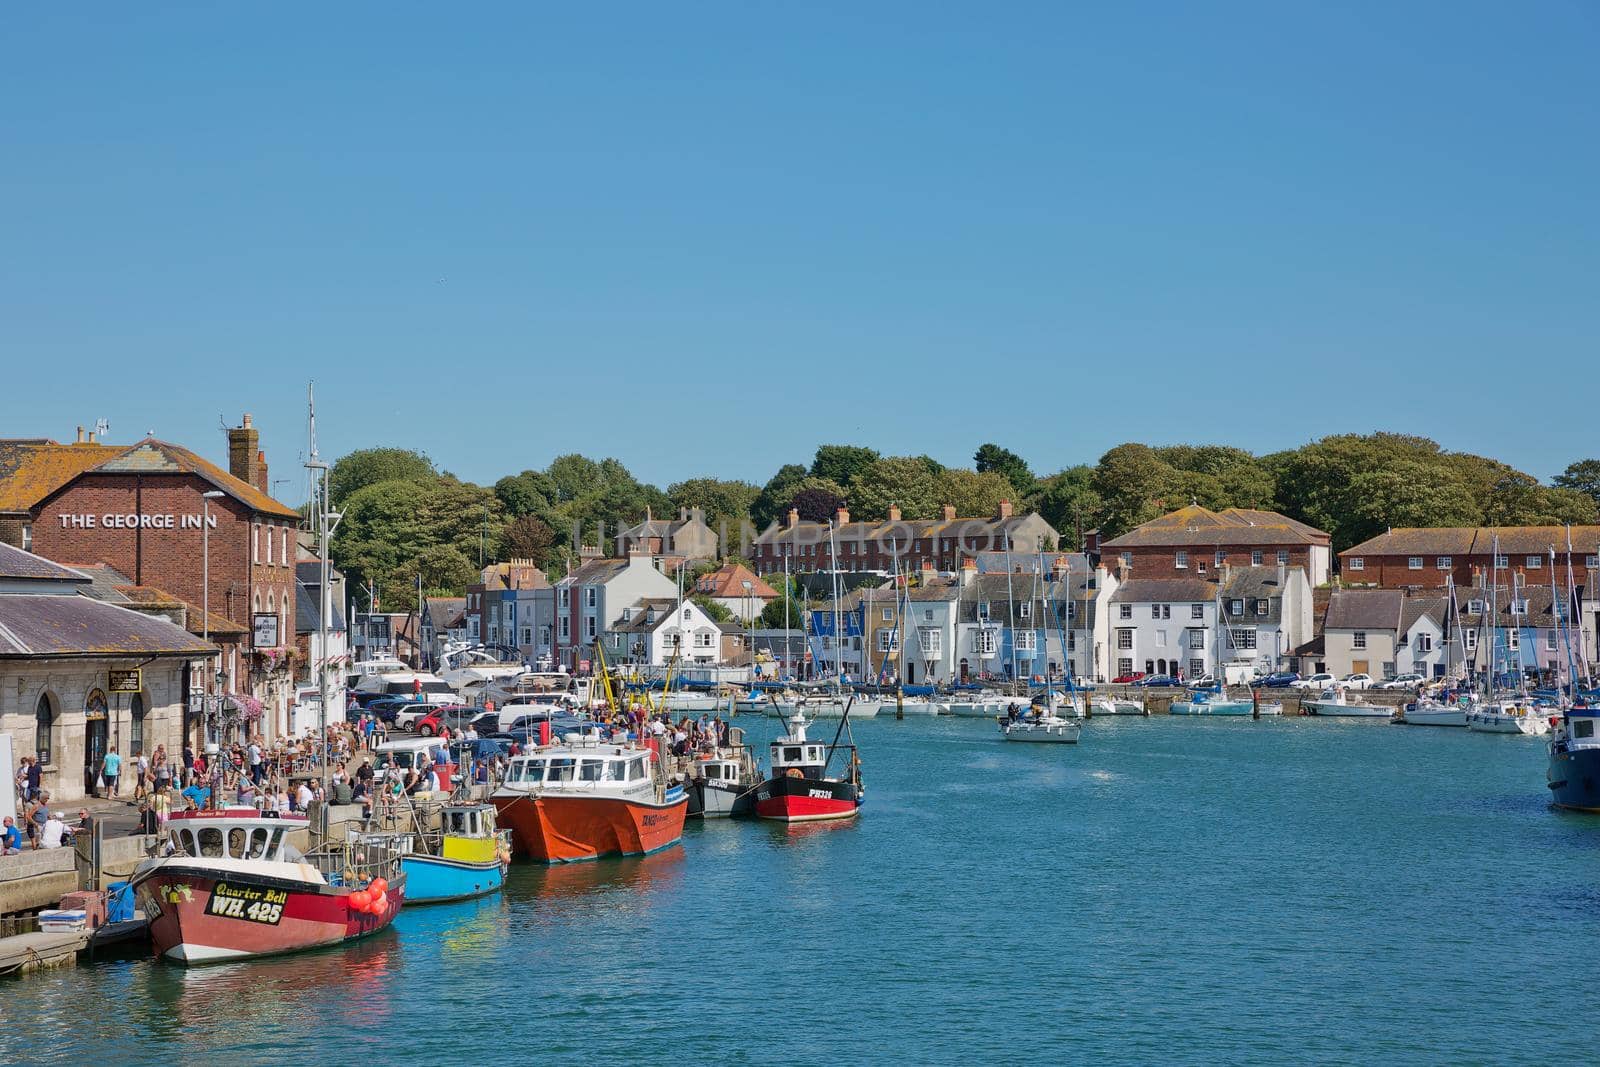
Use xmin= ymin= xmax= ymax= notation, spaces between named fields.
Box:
xmin=491 ymin=740 xmax=687 ymax=863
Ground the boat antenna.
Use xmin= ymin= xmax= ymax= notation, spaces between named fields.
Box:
xmin=820 ymin=694 xmax=856 ymax=778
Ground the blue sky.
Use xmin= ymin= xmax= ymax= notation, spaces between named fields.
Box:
xmin=3 ymin=2 xmax=1597 ymax=502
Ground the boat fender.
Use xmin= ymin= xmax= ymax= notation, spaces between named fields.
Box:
xmin=348 ymin=889 xmax=372 ymax=912
xmin=785 ymin=768 xmax=802 ymax=778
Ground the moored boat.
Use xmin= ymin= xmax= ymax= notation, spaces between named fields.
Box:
xmin=1548 ymin=704 xmax=1600 ymax=811
xmin=1090 ymin=696 xmax=1147 ymax=716
xmin=1467 ymin=699 xmax=1552 ymax=736
xmin=1302 ymin=687 xmax=1395 ymax=719
xmin=130 ymin=808 xmax=404 ymax=966
xmin=492 ymin=740 xmax=688 ymax=862
xmin=1171 ymin=690 xmax=1282 ymax=716
xmin=397 ymin=803 xmax=511 ymax=904
xmin=752 ymin=713 xmax=862 ymax=822
xmin=1400 ymin=698 xmax=1470 ymax=727
xmin=1000 ymin=712 xmax=1081 ymax=743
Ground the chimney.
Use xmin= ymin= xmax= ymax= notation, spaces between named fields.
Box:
xmin=836 ymin=506 xmax=850 ymax=526
xmin=997 ymin=499 xmax=1013 ymax=520
xmin=959 ymin=557 xmax=977 ymax=587
xmin=75 ymin=425 xmax=85 ymax=444
xmin=227 ymin=414 xmax=262 ymax=491
xmin=887 ymin=504 xmax=901 ymax=522
xmin=679 ymin=507 xmax=689 ymax=521
xmin=942 ymin=504 xmax=956 ymax=521
xmin=255 ymin=449 xmax=269 ymax=495
xmin=86 ymin=429 xmax=96 ymax=444
xmin=787 ymin=507 xmax=800 ymax=528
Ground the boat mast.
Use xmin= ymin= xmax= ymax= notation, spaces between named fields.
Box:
xmin=830 ymin=521 xmax=842 ymax=685
xmin=1567 ymin=526 xmax=1592 ymax=689
xmin=1004 ymin=529 xmax=1018 ymax=686
xmin=304 ymin=382 xmax=338 ymax=824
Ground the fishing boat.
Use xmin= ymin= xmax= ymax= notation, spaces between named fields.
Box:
xmin=1547 ymin=704 xmax=1600 ymax=811
xmin=1466 ymin=699 xmax=1552 ymax=736
xmin=752 ymin=713 xmax=863 ymax=822
xmin=492 ymin=739 xmax=688 ymax=862
xmin=1170 ymin=690 xmax=1282 ymax=716
xmin=1301 ymin=687 xmax=1394 ymax=719
xmin=130 ymin=808 xmax=404 ymax=965
xmin=999 ymin=710 xmax=1081 ymax=743
xmin=681 ymin=728 xmax=761 ymax=818
xmin=397 ymin=803 xmax=512 ymax=904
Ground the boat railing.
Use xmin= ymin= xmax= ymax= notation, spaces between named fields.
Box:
xmin=306 ymin=834 xmax=403 ymax=887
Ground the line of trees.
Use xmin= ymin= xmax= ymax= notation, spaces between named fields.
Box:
xmin=327 ymin=436 xmax=1600 ymax=609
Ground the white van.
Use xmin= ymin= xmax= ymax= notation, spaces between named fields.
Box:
xmin=372 ymin=737 xmax=454 ymax=782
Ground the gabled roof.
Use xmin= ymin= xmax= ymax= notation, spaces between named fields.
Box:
xmin=116 ymin=585 xmax=248 ymax=636
xmin=1324 ymin=589 xmax=1403 ymax=631
xmin=1101 ymin=506 xmax=1330 ymax=549
xmin=1109 ymin=577 xmax=1219 ymax=604
xmin=0 ymin=437 xmax=298 ymax=519
xmin=0 ymin=593 xmax=216 ymax=657
xmin=1219 ymin=566 xmax=1291 ymax=599
xmin=294 ymin=581 xmax=348 ymax=634
xmin=1343 ymin=526 xmax=1600 ymax=558
xmin=1400 ymin=596 xmax=1449 ymax=634
xmin=556 ymin=558 xmax=631 ymax=587
xmin=54 ymin=562 xmax=132 ymax=601
xmin=752 ymin=511 xmax=1058 ymax=546
xmin=694 ymin=563 xmax=777 ymax=600
xmin=424 ymin=597 xmax=467 ymax=630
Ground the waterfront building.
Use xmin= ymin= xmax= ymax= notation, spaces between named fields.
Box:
xmin=1339 ymin=525 xmax=1600 ymax=592
xmin=0 ymin=418 xmax=302 ymax=740
xmin=751 ymin=502 xmax=1059 ymax=578
xmin=1099 ymin=505 xmax=1333 ymax=586
xmin=0 ymin=543 xmax=211 ymax=801
xmin=1108 ymin=578 xmax=1221 ymax=681
xmin=604 ymin=596 xmax=723 ymax=667
xmin=418 ymin=596 xmax=467 ymax=666
xmin=552 ymin=554 xmax=678 ymax=670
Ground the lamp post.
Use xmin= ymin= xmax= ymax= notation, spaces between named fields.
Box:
xmin=201 ymin=490 xmax=225 ymax=757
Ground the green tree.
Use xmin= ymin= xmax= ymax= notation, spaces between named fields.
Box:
xmin=849 ymin=456 xmax=938 ymax=520
xmin=1034 ymin=466 xmax=1105 ymax=544
xmin=501 ymin=514 xmax=555 ymax=565
xmin=751 ymin=464 xmax=810 ymax=528
xmin=328 ymin=448 xmax=437 ymax=505
xmin=691 ymin=594 xmax=734 ymax=624
xmin=392 ymin=545 xmax=478 ymax=601
xmin=546 ymin=454 xmax=605 ymax=502
xmin=667 ymin=477 xmax=760 ymax=531
xmin=1554 ymin=459 xmax=1600 ymax=506
xmin=494 ymin=469 xmax=556 ymax=518
xmin=1091 ymin=443 xmax=1182 ymax=538
xmin=1346 ymin=460 xmax=1481 ymax=545
xmin=788 ymin=478 xmax=848 ymax=522
xmin=932 ymin=468 xmax=1013 ymax=518
xmin=758 ymin=573 xmax=804 ymax=629
xmin=811 ymin=444 xmax=880 ymax=487
xmin=974 ymin=443 xmax=1035 ymax=496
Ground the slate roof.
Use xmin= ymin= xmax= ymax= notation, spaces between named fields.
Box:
xmin=0 ymin=543 xmax=90 ymax=583
xmin=1342 ymin=526 xmax=1600 ymax=559
xmin=0 ymin=593 xmax=216 ymax=657
xmin=1109 ymin=578 xmax=1220 ymax=604
xmin=424 ymin=597 xmax=467 ymax=630
xmin=611 ymin=598 xmax=691 ymax=634
xmin=54 ymin=562 xmax=133 ymax=601
xmin=971 ymin=551 xmax=1090 ymax=575
xmin=0 ymin=437 xmax=298 ymax=518
xmin=1101 ymin=505 xmax=1330 ymax=549
xmin=294 ymin=580 xmax=348 ymax=635
xmin=753 ymin=511 xmax=1057 ymax=547
xmin=1400 ymin=596 xmax=1449 ymax=634
xmin=116 ymin=585 xmax=248 ymax=636
xmin=556 ymin=558 xmax=630 ymax=587
xmin=1324 ymin=589 xmax=1403 ymax=631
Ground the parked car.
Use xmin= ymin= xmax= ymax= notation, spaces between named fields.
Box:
xmin=1135 ymin=674 xmax=1178 ymax=687
xmin=366 ymin=696 xmax=429 ymax=724
xmin=414 ymin=705 xmax=477 ymax=736
xmin=1188 ymin=674 xmax=1218 ymax=688
xmin=1378 ymin=673 xmax=1425 ymax=690
xmin=1292 ymin=673 xmax=1336 ymax=690
xmin=1341 ymin=673 xmax=1375 ymax=691
xmin=1112 ymin=671 xmax=1146 ymax=684
xmin=1252 ymin=672 xmax=1300 ymax=689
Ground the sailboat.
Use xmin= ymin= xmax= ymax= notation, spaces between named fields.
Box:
xmin=1466 ymin=537 xmax=1551 ymax=736
xmin=1171 ymin=583 xmax=1281 ymax=716
xmin=1403 ymin=577 xmax=1472 ymax=726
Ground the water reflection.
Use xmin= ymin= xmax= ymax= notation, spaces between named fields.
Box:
xmin=505 ymin=847 xmax=687 ymax=909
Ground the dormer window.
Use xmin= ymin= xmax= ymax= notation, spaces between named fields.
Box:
xmin=1468 ymin=599 xmax=1486 ymax=614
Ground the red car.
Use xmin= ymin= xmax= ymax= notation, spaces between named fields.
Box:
xmin=1112 ymin=671 xmax=1146 ymax=684
xmin=414 ymin=705 xmax=476 ymax=736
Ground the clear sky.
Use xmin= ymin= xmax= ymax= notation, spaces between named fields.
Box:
xmin=3 ymin=2 xmax=1596 ymax=503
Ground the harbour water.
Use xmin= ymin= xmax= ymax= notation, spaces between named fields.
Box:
xmin=7 ymin=715 xmax=1597 ymax=1064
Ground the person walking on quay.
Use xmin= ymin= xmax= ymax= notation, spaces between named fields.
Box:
xmin=102 ymin=746 xmax=122 ymax=800
xmin=248 ymin=736 xmax=264 ymax=785
xmin=25 ymin=791 xmax=49 ymax=848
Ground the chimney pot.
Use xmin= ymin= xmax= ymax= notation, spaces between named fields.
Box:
xmin=997 ymin=499 xmax=1013 ymax=520
xmin=242 ymin=413 xmax=252 ymax=428
xmin=942 ymin=504 xmax=956 ymax=521
xmin=75 ymin=426 xmax=85 ymax=444
xmin=787 ymin=507 xmax=799 ymax=528
xmin=887 ymin=504 xmax=901 ymax=522
xmin=836 ymin=506 xmax=850 ymax=526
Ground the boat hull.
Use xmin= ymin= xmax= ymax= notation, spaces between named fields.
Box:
xmin=692 ymin=778 xmax=754 ymax=819
xmin=752 ymin=774 xmax=860 ymax=823
xmin=1091 ymin=699 xmax=1146 ymax=716
xmin=492 ymin=792 xmax=687 ymax=863
xmin=1401 ymin=704 xmax=1468 ymax=727
xmin=1001 ymin=722 xmax=1080 ymax=743
xmin=1467 ymin=709 xmax=1551 ymax=735
xmin=1303 ymin=701 xmax=1394 ymax=719
xmin=400 ymin=853 xmax=504 ymax=904
xmin=1171 ymin=701 xmax=1281 ymax=716
xmin=768 ymin=701 xmax=877 ymax=719
xmin=1549 ymin=745 xmax=1600 ymax=812
xmin=134 ymin=864 xmax=401 ymax=965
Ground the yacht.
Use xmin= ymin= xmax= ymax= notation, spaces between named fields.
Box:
xmin=999 ymin=709 xmax=1081 ymax=743
xmin=1467 ymin=699 xmax=1553 ymax=736
xmin=1090 ymin=696 xmax=1147 ymax=716
xmin=945 ymin=692 xmax=1009 ymax=718
xmin=1171 ymin=690 xmax=1282 ymax=716
xmin=1301 ymin=687 xmax=1394 ymax=719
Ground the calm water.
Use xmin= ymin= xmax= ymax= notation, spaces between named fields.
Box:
xmin=7 ymin=715 xmax=1598 ymax=1065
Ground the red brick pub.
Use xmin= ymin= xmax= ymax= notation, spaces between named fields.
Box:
xmin=0 ymin=416 xmax=302 ymax=741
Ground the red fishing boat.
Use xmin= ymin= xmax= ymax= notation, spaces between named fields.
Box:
xmin=492 ymin=740 xmax=687 ymax=862
xmin=752 ymin=713 xmax=863 ymax=822
xmin=130 ymin=808 xmax=405 ymax=965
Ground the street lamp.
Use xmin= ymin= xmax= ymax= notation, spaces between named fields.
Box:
xmin=201 ymin=490 xmax=225 ymax=757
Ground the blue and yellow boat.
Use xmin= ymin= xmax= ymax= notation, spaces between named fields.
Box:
xmin=400 ymin=804 xmax=512 ymax=905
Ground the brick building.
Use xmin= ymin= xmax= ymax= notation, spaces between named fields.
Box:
xmin=0 ymin=417 xmax=303 ymax=741
xmin=1338 ymin=526 xmax=1600 ymax=591
xmin=1099 ymin=505 xmax=1332 ymax=585
xmin=751 ymin=501 xmax=1058 ymax=578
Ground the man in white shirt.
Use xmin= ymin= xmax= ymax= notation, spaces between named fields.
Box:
xmin=41 ymin=812 xmax=68 ymax=849
xmin=296 ymin=781 xmax=314 ymax=811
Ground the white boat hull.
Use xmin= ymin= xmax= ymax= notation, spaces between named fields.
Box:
xmin=768 ymin=700 xmax=879 ymax=719
xmin=1401 ymin=704 xmax=1468 ymax=727
xmin=1466 ymin=709 xmax=1550 ymax=735
xmin=1000 ymin=720 xmax=1081 ymax=743
xmin=871 ymin=700 xmax=942 ymax=717
xmin=1090 ymin=698 xmax=1146 ymax=716
xmin=1303 ymin=701 xmax=1394 ymax=719
xmin=946 ymin=701 xmax=1006 ymax=718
